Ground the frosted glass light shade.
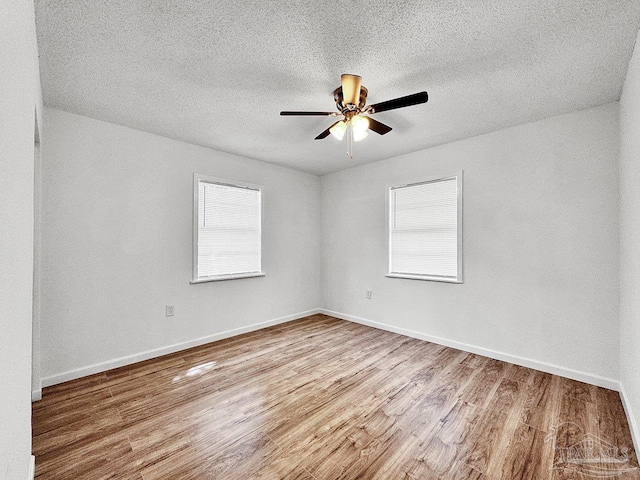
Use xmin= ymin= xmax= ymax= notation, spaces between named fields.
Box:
xmin=351 ymin=115 xmax=369 ymax=142
xmin=330 ymin=120 xmax=347 ymax=140
xmin=353 ymin=128 xmax=368 ymax=142
xmin=351 ymin=115 xmax=369 ymax=133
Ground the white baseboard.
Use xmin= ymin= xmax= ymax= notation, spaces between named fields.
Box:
xmin=28 ymin=455 xmax=35 ymax=480
xmin=38 ymin=306 xmax=622 ymax=395
xmin=619 ymin=383 xmax=640 ymax=455
xmin=320 ymin=309 xmax=620 ymax=391
xmin=41 ymin=309 xmax=321 ymax=388
xmin=31 ymin=389 xmax=42 ymax=402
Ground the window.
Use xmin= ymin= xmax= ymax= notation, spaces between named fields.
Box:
xmin=387 ymin=173 xmax=463 ymax=283
xmin=192 ymin=174 xmax=264 ymax=282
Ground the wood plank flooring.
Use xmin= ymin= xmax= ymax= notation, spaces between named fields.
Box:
xmin=32 ymin=314 xmax=639 ymax=479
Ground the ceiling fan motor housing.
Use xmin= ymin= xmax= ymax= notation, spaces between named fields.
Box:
xmin=333 ymin=85 xmax=368 ymax=113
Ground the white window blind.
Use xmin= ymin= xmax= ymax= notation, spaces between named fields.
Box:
xmin=388 ymin=174 xmax=462 ymax=283
xmin=193 ymin=176 xmax=263 ymax=281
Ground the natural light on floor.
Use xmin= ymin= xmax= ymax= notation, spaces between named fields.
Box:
xmin=173 ymin=361 xmax=217 ymax=382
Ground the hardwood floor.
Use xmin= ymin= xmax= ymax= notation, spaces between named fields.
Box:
xmin=32 ymin=314 xmax=639 ymax=479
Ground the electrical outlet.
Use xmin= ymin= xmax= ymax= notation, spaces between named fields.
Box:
xmin=166 ymin=305 xmax=175 ymax=317
xmin=366 ymin=289 xmax=372 ymax=299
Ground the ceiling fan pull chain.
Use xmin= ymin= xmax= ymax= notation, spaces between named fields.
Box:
xmin=345 ymin=124 xmax=354 ymax=159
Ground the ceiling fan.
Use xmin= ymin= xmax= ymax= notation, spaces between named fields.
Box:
xmin=281 ymin=74 xmax=428 ymax=158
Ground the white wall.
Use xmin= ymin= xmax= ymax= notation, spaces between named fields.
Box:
xmin=620 ymin=30 xmax=640 ymax=446
xmin=321 ymin=103 xmax=620 ymax=385
xmin=32 ymin=143 xmax=42 ymax=401
xmin=0 ymin=0 xmax=41 ymax=478
xmin=40 ymin=108 xmax=321 ymax=384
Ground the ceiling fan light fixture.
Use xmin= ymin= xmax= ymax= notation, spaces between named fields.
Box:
xmin=353 ymin=128 xmax=368 ymax=142
xmin=329 ymin=120 xmax=347 ymax=140
xmin=351 ymin=115 xmax=369 ymax=133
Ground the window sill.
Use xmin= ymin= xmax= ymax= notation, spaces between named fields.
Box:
xmin=191 ymin=272 xmax=265 ymax=284
xmin=385 ymin=273 xmax=463 ymax=284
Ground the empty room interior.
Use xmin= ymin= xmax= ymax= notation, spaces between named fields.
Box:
xmin=4 ymin=0 xmax=640 ymax=479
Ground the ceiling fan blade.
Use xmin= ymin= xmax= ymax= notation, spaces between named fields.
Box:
xmin=315 ymin=121 xmax=340 ymax=140
xmin=341 ymin=74 xmax=362 ymax=105
xmin=368 ymin=91 xmax=428 ymax=114
xmin=364 ymin=117 xmax=392 ymax=135
xmin=280 ymin=111 xmax=337 ymax=116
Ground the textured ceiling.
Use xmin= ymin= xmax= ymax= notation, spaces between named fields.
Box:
xmin=36 ymin=0 xmax=640 ymax=176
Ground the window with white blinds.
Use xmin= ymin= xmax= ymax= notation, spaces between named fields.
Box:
xmin=192 ymin=174 xmax=263 ymax=282
xmin=388 ymin=174 xmax=463 ymax=283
